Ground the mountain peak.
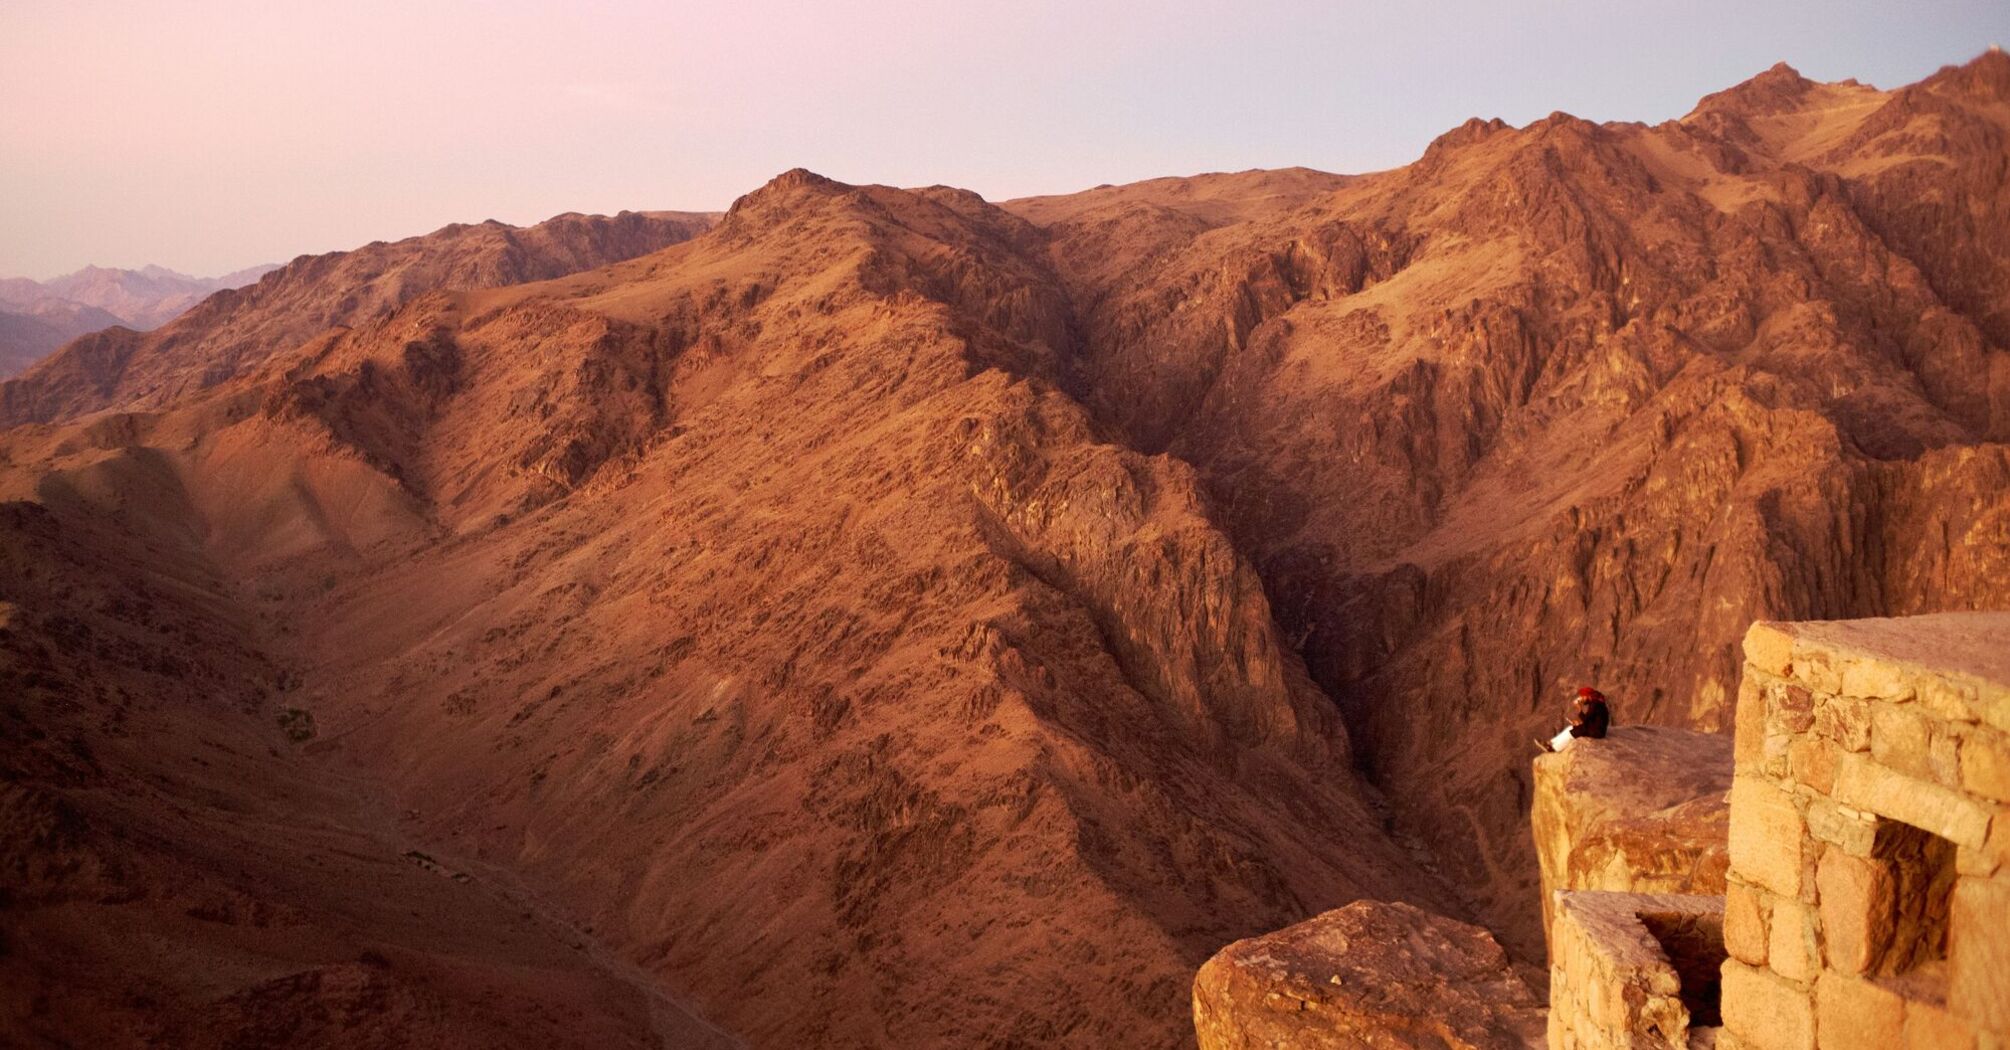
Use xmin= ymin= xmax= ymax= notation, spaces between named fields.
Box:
xmin=1423 ymin=116 xmax=1512 ymax=159
xmin=1921 ymin=46 xmax=2010 ymax=102
xmin=726 ymin=168 xmax=853 ymax=218
xmin=1687 ymin=60 xmax=1817 ymax=119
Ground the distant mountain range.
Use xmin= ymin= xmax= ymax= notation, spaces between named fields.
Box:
xmin=0 ymin=263 xmax=277 ymax=377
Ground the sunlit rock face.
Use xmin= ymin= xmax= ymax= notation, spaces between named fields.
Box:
xmin=1192 ymin=900 xmax=1545 ymax=1050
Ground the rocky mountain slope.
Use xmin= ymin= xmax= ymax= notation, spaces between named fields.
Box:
xmin=1 ymin=168 xmax=1451 ymax=1049
xmin=0 ymin=210 xmax=719 ymax=426
xmin=1012 ymin=50 xmax=2010 ymax=957
xmin=3 ymin=51 xmax=2008 ymax=1049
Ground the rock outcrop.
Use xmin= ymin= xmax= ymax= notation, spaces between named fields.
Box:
xmin=1192 ymin=900 xmax=1545 ymax=1049
xmin=1532 ymin=726 xmax=1732 ymax=951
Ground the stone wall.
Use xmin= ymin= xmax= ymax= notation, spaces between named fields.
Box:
xmin=1719 ymin=612 xmax=2010 ymax=1050
xmin=1533 ymin=726 xmax=1732 ymax=955
xmin=1547 ymin=890 xmax=1725 ymax=1049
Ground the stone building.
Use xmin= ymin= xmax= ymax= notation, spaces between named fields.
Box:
xmin=1718 ymin=613 xmax=2010 ymax=1049
xmin=1543 ymin=612 xmax=2010 ymax=1049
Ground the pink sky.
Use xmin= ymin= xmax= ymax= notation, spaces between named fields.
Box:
xmin=4 ymin=0 xmax=2006 ymax=278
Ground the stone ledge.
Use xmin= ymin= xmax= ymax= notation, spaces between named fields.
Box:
xmin=1747 ymin=613 xmax=2010 ymax=733
xmin=1549 ymin=890 xmax=1725 ymax=1049
xmin=1533 ymin=726 xmax=1732 ymax=951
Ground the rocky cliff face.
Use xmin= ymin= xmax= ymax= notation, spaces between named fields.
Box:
xmin=3 ymin=52 xmax=2008 ymax=1050
xmin=1012 ymin=50 xmax=2010 ymax=957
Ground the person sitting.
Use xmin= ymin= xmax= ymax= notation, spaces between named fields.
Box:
xmin=1537 ymin=686 xmax=1611 ymax=753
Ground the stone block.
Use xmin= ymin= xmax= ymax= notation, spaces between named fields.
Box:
xmin=1726 ymin=880 xmax=1769 ymax=966
xmin=1768 ymin=895 xmax=1816 ymax=982
xmin=1794 ymin=646 xmax=1845 ymax=695
xmin=1831 ymin=752 xmax=1992 ymax=850
xmin=1790 ymin=738 xmax=1840 ymax=794
xmin=1813 ymin=972 xmax=1904 ymax=1050
xmin=1901 ymin=999 xmax=1976 ymax=1050
xmin=1723 ymin=960 xmax=1815 ymax=1050
xmin=1919 ymin=677 xmax=1982 ymax=725
xmin=1951 ymin=877 xmax=2010 ymax=1031
xmin=1195 ymin=900 xmax=1545 ymax=1049
xmin=1765 ymin=731 xmax=1794 ymax=780
xmin=1816 ymin=697 xmax=1874 ymax=753
xmin=1982 ymin=684 xmax=2010 ymax=737
xmin=1931 ymin=730 xmax=1963 ymax=790
xmin=1842 ymin=656 xmax=1918 ymax=701
xmin=1730 ymin=775 xmax=1806 ymax=897
xmin=1772 ymin=683 xmax=1818 ymax=734
xmin=1960 ymin=728 xmax=2010 ymax=804
xmin=1805 ymin=798 xmax=1877 ymax=856
xmin=1958 ymin=844 xmax=2001 ymax=879
xmin=1816 ymin=848 xmax=1892 ymax=976
xmin=1739 ymin=672 xmax=1770 ymax=770
xmin=1746 ymin=624 xmax=1796 ymax=677
xmin=1871 ymin=704 xmax=1936 ymax=783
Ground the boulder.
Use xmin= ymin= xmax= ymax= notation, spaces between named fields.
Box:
xmin=1192 ymin=900 xmax=1545 ymax=1049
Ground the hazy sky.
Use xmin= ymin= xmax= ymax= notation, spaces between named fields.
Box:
xmin=4 ymin=0 xmax=2006 ymax=279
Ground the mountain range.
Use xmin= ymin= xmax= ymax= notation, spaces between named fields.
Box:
xmin=0 ymin=263 xmax=277 ymax=378
xmin=2 ymin=50 xmax=2007 ymax=1049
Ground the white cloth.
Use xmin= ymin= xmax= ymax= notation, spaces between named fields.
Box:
xmin=1550 ymin=727 xmax=1577 ymax=752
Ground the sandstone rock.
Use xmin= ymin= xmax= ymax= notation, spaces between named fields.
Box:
xmin=1547 ymin=890 xmax=1725 ymax=1049
xmin=1531 ymin=726 xmax=1732 ymax=949
xmin=1959 ymin=728 xmax=2010 ymax=804
xmin=1813 ymin=973 xmax=1905 ymax=1050
xmin=1763 ymin=615 xmax=2010 ymax=737
xmin=1951 ymin=877 xmax=2010 ymax=1030
xmin=1744 ymin=625 xmax=1797 ymax=678
xmin=1192 ymin=901 xmax=1544 ymax=1049
xmin=1870 ymin=705 xmax=1937 ymax=783
xmin=1725 ymin=881 xmax=1769 ymax=967
xmin=1728 ymin=775 xmax=1805 ymax=898
xmin=1767 ymin=896 xmax=1816 ymax=982
xmin=1902 ymin=999 xmax=1977 ymax=1050
xmin=1816 ymin=849 xmax=1892 ymax=975
xmin=1814 ymin=697 xmax=1874 ymax=753
xmin=1721 ymin=961 xmax=1815 ymax=1050
xmin=1831 ymin=753 xmax=1992 ymax=850
xmin=1804 ymin=797 xmax=1877 ymax=856
xmin=1788 ymin=738 xmax=1839 ymax=795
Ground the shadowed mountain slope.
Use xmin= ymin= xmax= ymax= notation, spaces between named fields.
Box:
xmin=0 ymin=170 xmax=1447 ymax=1048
